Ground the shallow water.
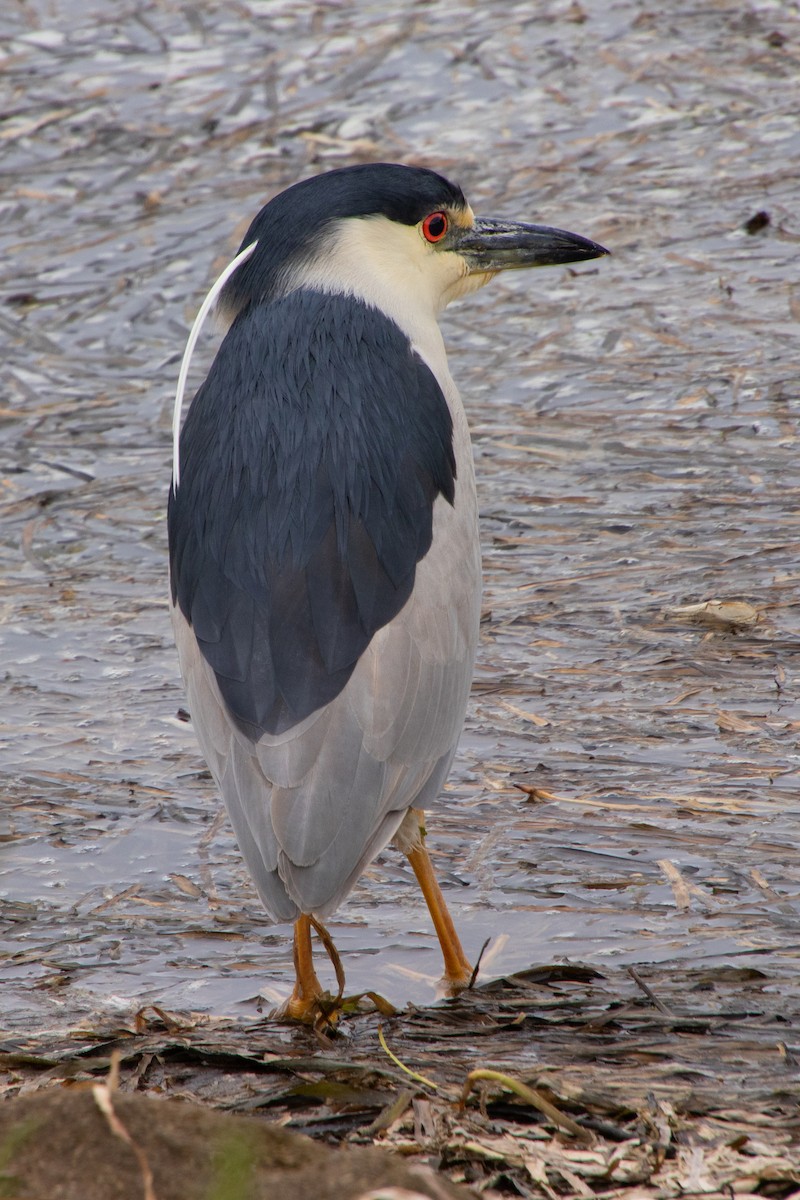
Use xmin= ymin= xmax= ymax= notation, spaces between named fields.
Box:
xmin=2 ymin=0 xmax=800 ymax=1036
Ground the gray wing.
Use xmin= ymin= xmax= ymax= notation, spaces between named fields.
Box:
xmin=172 ymin=439 xmax=480 ymax=922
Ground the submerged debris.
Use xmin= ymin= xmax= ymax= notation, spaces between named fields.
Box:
xmin=3 ymin=966 xmax=798 ymax=1197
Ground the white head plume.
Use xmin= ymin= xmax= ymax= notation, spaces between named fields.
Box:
xmin=172 ymin=239 xmax=258 ymax=487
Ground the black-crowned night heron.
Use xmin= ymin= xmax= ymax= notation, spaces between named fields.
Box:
xmin=168 ymin=163 xmax=607 ymax=1022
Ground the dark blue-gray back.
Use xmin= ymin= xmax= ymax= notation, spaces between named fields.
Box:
xmin=168 ymin=289 xmax=456 ymax=737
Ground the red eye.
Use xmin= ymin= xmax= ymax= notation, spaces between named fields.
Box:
xmin=422 ymin=211 xmax=449 ymax=242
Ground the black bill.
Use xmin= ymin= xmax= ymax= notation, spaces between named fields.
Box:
xmin=456 ymin=217 xmax=609 ymax=272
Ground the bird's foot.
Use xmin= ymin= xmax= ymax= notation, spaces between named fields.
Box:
xmin=438 ymin=961 xmax=474 ymax=998
xmin=276 ymin=985 xmax=397 ymax=1029
xmin=276 ymin=985 xmax=343 ymax=1031
xmin=437 ymin=933 xmax=492 ymax=997
xmin=276 ymin=913 xmax=348 ymax=1031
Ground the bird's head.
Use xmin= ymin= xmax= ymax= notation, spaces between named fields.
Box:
xmin=172 ymin=164 xmax=608 ymax=484
xmin=172 ymin=163 xmax=607 ymax=485
xmin=218 ymin=163 xmax=608 ymax=322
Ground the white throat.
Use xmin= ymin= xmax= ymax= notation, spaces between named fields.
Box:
xmin=285 ymin=214 xmax=486 ymax=389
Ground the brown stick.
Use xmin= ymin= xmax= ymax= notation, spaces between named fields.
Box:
xmin=308 ymin=913 xmax=346 ymax=1003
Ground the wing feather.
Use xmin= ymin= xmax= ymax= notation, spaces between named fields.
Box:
xmin=171 ymin=426 xmax=480 ymax=921
xmin=169 ymin=283 xmax=480 ymax=920
xmin=168 ymin=289 xmax=456 ymax=735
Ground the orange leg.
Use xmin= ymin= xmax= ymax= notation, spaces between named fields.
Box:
xmin=281 ymin=913 xmax=346 ymax=1026
xmin=405 ymin=812 xmax=472 ymax=992
xmin=284 ymin=914 xmax=324 ymax=1022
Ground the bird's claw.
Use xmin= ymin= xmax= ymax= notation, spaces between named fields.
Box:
xmin=275 ymin=988 xmax=344 ymax=1032
xmin=274 ymin=987 xmax=397 ymax=1031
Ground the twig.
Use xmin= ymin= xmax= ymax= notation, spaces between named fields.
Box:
xmin=93 ymin=1055 xmax=157 ymax=1200
xmin=460 ymin=1069 xmax=591 ymax=1142
xmin=627 ymin=966 xmax=676 ymax=1017
xmin=468 ymin=937 xmax=491 ymax=990
xmin=377 ymin=1025 xmax=439 ymax=1091
xmin=308 ymin=914 xmax=346 ymax=1004
xmin=364 ymin=1087 xmax=415 ymax=1136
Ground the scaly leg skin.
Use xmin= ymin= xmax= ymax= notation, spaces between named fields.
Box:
xmin=278 ymin=914 xmax=344 ymax=1028
xmin=282 ymin=914 xmax=325 ymax=1023
xmin=403 ymin=807 xmax=473 ymax=993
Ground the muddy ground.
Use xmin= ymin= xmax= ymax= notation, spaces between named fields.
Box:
xmin=1 ymin=1 xmax=799 ymax=1196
